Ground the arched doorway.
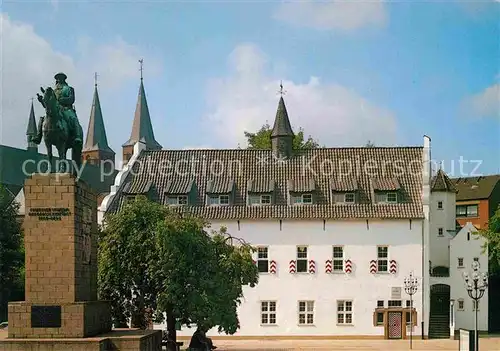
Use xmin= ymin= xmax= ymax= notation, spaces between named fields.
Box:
xmin=429 ymin=284 xmax=450 ymax=338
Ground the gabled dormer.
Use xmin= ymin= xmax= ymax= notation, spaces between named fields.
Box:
xmin=122 ymin=180 xmax=153 ymax=203
xmin=330 ymin=178 xmax=359 ymax=204
xmin=371 ymin=178 xmax=401 ymax=203
xmin=206 ymin=179 xmax=235 ymax=206
xmin=288 ymin=178 xmax=316 ymax=205
xmin=247 ymin=179 xmax=275 ymax=206
xmin=164 ymin=179 xmax=196 ymax=206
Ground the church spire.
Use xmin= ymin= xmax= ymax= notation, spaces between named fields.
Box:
xmin=82 ymin=73 xmax=115 ymax=166
xmin=26 ymin=99 xmax=38 ymax=152
xmin=270 ymin=82 xmax=294 ymax=158
xmin=122 ymin=59 xmax=161 ymax=163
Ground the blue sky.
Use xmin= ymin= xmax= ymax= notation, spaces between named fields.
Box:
xmin=1 ymin=1 xmax=499 ymax=175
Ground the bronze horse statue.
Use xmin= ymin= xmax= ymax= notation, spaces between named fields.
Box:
xmin=31 ymin=86 xmax=83 ymax=173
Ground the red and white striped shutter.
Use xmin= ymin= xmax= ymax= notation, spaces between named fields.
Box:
xmin=344 ymin=259 xmax=353 ymax=274
xmin=289 ymin=260 xmax=296 ymax=274
xmin=308 ymin=260 xmax=316 ymax=274
xmin=270 ymin=260 xmax=277 ymax=274
xmin=370 ymin=260 xmax=377 ymax=274
xmin=389 ymin=259 xmax=397 ymax=274
xmin=325 ymin=259 xmax=332 ymax=274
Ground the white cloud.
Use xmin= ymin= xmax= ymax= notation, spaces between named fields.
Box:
xmin=274 ymin=0 xmax=387 ymax=31
xmin=462 ymin=83 xmax=500 ymax=119
xmin=0 ymin=13 xmax=162 ymax=153
xmin=204 ymin=44 xmax=397 ymax=148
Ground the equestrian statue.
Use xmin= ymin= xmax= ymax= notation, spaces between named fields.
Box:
xmin=31 ymin=72 xmax=84 ymax=173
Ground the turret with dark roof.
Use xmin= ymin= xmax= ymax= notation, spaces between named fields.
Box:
xmin=270 ymin=91 xmax=294 ymax=159
xmin=82 ymin=77 xmax=115 ymax=167
xmin=26 ymin=101 xmax=38 ymax=152
xmin=122 ymin=65 xmax=161 ymax=164
xmin=431 ymin=169 xmax=456 ymax=192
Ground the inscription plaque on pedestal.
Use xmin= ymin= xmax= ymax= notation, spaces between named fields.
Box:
xmin=31 ymin=306 xmax=62 ymax=328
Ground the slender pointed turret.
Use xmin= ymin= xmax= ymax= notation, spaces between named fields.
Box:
xmin=26 ymin=100 xmax=38 ymax=152
xmin=122 ymin=59 xmax=161 ymax=164
xmin=82 ymin=74 xmax=115 ymax=167
xmin=270 ymin=82 xmax=294 ymax=159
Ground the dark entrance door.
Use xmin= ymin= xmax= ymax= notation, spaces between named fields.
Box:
xmin=429 ymin=284 xmax=451 ymax=338
xmin=388 ymin=311 xmax=403 ymax=339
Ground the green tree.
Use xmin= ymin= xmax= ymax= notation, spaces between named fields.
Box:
xmin=244 ymin=123 xmax=320 ymax=150
xmin=0 ymin=186 xmax=24 ymax=322
xmin=98 ymin=196 xmax=258 ymax=349
xmin=477 ymin=208 xmax=500 ymax=274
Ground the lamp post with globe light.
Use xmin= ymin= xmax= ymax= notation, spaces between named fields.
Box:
xmin=463 ymin=261 xmax=488 ymax=351
xmin=404 ymin=272 xmax=418 ymax=349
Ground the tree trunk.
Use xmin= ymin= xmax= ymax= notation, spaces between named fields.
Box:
xmin=166 ymin=304 xmax=177 ymax=351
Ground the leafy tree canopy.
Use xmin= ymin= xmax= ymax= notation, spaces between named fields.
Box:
xmin=478 ymin=208 xmax=500 ymax=274
xmin=243 ymin=123 xmax=319 ymax=150
xmin=0 ymin=186 xmax=24 ymax=322
xmin=98 ymin=196 xmax=258 ymax=347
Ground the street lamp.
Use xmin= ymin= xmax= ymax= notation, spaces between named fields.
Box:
xmin=404 ymin=272 xmax=419 ymax=349
xmin=463 ymin=261 xmax=488 ymax=351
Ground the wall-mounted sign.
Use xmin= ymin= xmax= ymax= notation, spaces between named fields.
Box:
xmin=28 ymin=208 xmax=70 ymax=221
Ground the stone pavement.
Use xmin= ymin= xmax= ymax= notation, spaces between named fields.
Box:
xmin=203 ymin=338 xmax=500 ymax=350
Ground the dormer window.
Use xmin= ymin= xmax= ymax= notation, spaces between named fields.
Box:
xmin=122 ymin=180 xmax=152 ymax=203
xmin=206 ymin=179 xmax=234 ymax=206
xmin=247 ymin=180 xmax=275 ymax=206
xmin=288 ymin=178 xmax=316 ymax=205
xmin=372 ymin=178 xmax=401 ymax=204
xmin=330 ymin=179 xmax=358 ymax=204
xmin=164 ymin=179 xmax=195 ymax=207
xmin=167 ymin=195 xmax=188 ymax=206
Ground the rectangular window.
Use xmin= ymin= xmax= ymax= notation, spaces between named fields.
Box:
xmin=376 ymin=312 xmax=384 ymax=325
xmin=333 ymin=246 xmax=344 ymax=272
xmin=344 ymin=193 xmax=355 ymax=203
xmin=249 ymin=194 xmax=272 ymax=205
xmin=219 ymin=194 xmax=229 ymax=205
xmin=458 ymin=257 xmax=464 ymax=268
xmin=386 ymin=192 xmax=397 ymax=203
xmin=438 ymin=201 xmax=443 ymax=209
xmin=260 ymin=301 xmax=276 ymax=325
xmin=257 ymin=247 xmax=269 ymax=273
xmin=406 ymin=300 xmax=412 ymax=308
xmin=388 ymin=300 xmax=402 ymax=307
xmin=377 ymin=246 xmax=388 ymax=272
xmin=438 ymin=228 xmax=444 ymax=236
xmin=337 ymin=300 xmax=353 ymax=325
xmin=167 ymin=195 xmax=187 ymax=205
xmin=261 ymin=194 xmax=271 ymax=204
xmin=377 ymin=300 xmax=384 ymax=308
xmin=296 ymin=246 xmax=308 ymax=273
xmin=458 ymin=299 xmax=464 ymax=310
xmin=302 ymin=194 xmax=313 ymax=204
xmin=298 ymin=301 xmax=314 ymax=325
xmin=456 ymin=204 xmax=478 ymax=218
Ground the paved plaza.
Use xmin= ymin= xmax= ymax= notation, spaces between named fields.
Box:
xmin=201 ymin=338 xmax=500 ymax=350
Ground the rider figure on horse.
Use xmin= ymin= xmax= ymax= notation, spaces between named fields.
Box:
xmin=37 ymin=72 xmax=83 ymax=145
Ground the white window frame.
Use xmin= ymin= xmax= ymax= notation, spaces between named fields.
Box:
xmin=260 ymin=194 xmax=271 ymax=204
xmin=458 ymin=257 xmax=464 ymax=268
xmin=438 ymin=228 xmax=444 ymax=237
xmin=337 ymin=300 xmax=353 ymax=325
xmin=332 ymin=246 xmax=344 ymax=272
xmin=168 ymin=195 xmax=188 ymax=206
xmin=260 ymin=301 xmax=277 ymax=325
xmin=458 ymin=299 xmax=464 ymax=311
xmin=344 ymin=193 xmax=355 ymax=203
xmin=302 ymin=193 xmax=313 ymax=204
xmin=296 ymin=246 xmax=308 ymax=273
xmin=298 ymin=300 xmax=314 ymax=325
xmin=219 ymin=194 xmax=230 ymax=205
xmin=377 ymin=246 xmax=389 ymax=272
xmin=257 ymin=246 xmax=269 ymax=273
xmin=438 ymin=201 xmax=443 ymax=210
xmin=386 ymin=192 xmax=397 ymax=203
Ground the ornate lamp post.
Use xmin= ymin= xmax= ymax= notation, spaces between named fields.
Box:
xmin=463 ymin=261 xmax=488 ymax=351
xmin=404 ymin=272 xmax=419 ymax=349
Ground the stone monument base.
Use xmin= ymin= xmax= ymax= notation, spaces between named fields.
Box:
xmin=0 ymin=328 xmax=162 ymax=351
xmin=7 ymin=301 xmax=112 ymax=338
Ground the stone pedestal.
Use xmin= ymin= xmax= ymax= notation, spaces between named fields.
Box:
xmin=0 ymin=173 xmax=161 ymax=350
